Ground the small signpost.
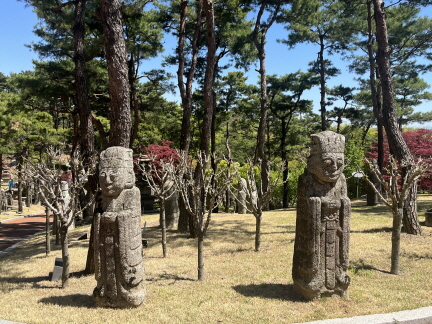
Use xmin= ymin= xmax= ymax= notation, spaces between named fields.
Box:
xmin=352 ymin=172 xmax=364 ymax=199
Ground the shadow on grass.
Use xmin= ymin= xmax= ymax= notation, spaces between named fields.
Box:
xmin=349 ymin=259 xmax=391 ymax=275
xmin=401 ymin=251 xmax=432 ymax=260
xmin=147 ymin=271 xmax=195 ymax=283
xmin=39 ymin=293 xmax=95 ymax=308
xmin=0 ymin=274 xmax=52 ymax=293
xmin=233 ymin=283 xmax=303 ymax=302
xmin=351 ymin=226 xmax=392 ymax=234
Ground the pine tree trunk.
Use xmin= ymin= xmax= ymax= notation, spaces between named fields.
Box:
xmin=178 ymin=0 xmax=201 ymax=155
xmin=73 ymin=0 xmax=94 ymax=158
xmin=403 ymin=181 xmax=421 ymax=234
xmin=100 ymin=0 xmax=131 ymax=148
xmin=319 ymin=34 xmax=327 ymax=131
xmin=84 ymin=216 xmax=95 ymax=274
xmin=200 ymin=0 xmax=216 ymax=156
xmin=177 ymin=197 xmax=189 ymax=233
xmin=373 ymin=0 xmax=421 ymax=235
xmin=26 ymin=182 xmax=32 ymax=208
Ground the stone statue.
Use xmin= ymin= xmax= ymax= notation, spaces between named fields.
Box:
xmin=163 ymin=176 xmax=179 ymax=228
xmin=292 ymin=131 xmax=351 ymax=300
xmin=93 ymin=146 xmax=145 ymax=308
xmin=237 ymin=178 xmax=247 ymax=214
xmin=367 ymin=158 xmax=381 ymax=206
xmin=61 ymin=181 xmax=74 ymax=231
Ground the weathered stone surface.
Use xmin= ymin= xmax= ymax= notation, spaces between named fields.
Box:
xmin=292 ymin=131 xmax=351 ymax=300
xmin=163 ymin=177 xmax=179 ymax=228
xmin=93 ymin=146 xmax=145 ymax=308
xmin=367 ymin=159 xmax=381 ymax=206
xmin=61 ymin=181 xmax=74 ymax=231
xmin=237 ymin=178 xmax=247 ymax=214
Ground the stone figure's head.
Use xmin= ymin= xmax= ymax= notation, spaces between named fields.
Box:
xmin=307 ymin=131 xmax=345 ymax=183
xmin=99 ymin=147 xmax=135 ymax=197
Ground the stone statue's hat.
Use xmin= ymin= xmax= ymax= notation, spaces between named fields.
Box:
xmin=100 ymin=146 xmax=134 ymax=169
xmin=310 ymin=131 xmax=345 ymax=155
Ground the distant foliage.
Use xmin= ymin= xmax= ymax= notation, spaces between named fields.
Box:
xmin=368 ymin=129 xmax=432 ymax=190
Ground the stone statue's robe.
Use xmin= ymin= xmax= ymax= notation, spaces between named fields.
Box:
xmin=94 ymin=186 xmax=145 ymax=307
xmin=293 ymin=171 xmax=351 ymax=300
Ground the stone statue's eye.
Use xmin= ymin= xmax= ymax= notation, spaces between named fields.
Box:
xmin=337 ymin=159 xmax=343 ymax=166
xmin=100 ymin=172 xmax=106 ymax=177
xmin=323 ymin=159 xmax=332 ymax=165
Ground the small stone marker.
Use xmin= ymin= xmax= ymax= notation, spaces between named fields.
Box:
xmin=51 ymin=257 xmax=63 ymax=281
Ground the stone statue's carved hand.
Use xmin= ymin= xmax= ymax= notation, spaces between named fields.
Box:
xmin=101 ymin=211 xmax=117 ymax=222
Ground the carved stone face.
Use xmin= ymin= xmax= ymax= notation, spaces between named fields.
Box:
xmin=100 ymin=167 xmax=127 ymax=197
xmin=308 ymin=152 xmax=344 ymax=183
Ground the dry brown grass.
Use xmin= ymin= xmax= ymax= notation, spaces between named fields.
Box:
xmin=1 ymin=196 xmax=432 ymax=324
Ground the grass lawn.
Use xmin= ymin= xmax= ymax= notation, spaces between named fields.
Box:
xmin=1 ymin=196 xmax=432 ymax=324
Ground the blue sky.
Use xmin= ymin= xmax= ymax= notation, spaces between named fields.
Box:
xmin=2 ymin=1 xmax=432 ymax=128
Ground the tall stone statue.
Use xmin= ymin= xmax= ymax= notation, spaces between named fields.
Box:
xmin=292 ymin=131 xmax=351 ymax=300
xmin=93 ymin=147 xmax=145 ymax=308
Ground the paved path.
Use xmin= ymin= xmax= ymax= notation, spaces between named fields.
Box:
xmin=0 ymin=213 xmax=51 ymax=257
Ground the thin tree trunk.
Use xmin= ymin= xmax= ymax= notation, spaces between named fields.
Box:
xmin=60 ymin=225 xmax=70 ymax=288
xmin=18 ymin=171 xmax=23 ymax=213
xmin=255 ymin=214 xmax=262 ymax=252
xmin=45 ymin=206 xmax=51 ymax=257
xmin=160 ymin=202 xmax=167 ymax=258
xmin=391 ymin=209 xmax=402 ymax=275
xmin=281 ymin=118 xmax=289 ymax=208
xmin=55 ymin=214 xmax=60 ymax=245
xmin=197 ymin=235 xmax=204 ymax=280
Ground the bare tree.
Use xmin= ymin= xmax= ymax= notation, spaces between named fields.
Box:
xmin=363 ymin=156 xmax=429 ymax=275
xmin=137 ymin=158 xmax=177 ymax=258
xmin=26 ymin=148 xmax=96 ymax=287
xmin=172 ymin=151 xmax=232 ymax=280
xmin=233 ymin=160 xmax=285 ymax=252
